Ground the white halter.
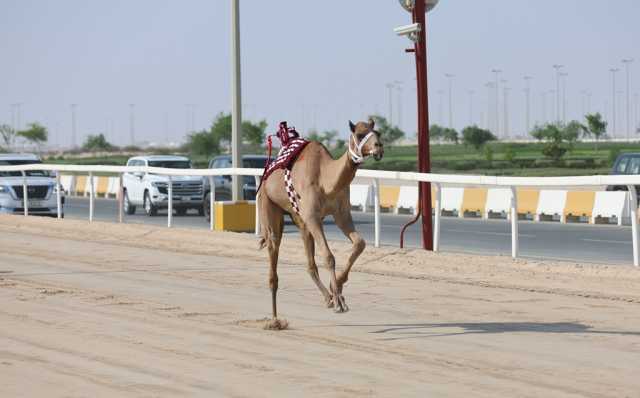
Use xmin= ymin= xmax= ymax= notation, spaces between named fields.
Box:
xmin=348 ymin=131 xmax=375 ymax=164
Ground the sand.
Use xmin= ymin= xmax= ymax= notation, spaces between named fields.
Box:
xmin=0 ymin=214 xmax=639 ymax=397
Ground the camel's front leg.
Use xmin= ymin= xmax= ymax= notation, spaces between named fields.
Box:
xmin=333 ymin=211 xmax=366 ymax=296
xmin=305 ymin=217 xmax=348 ymax=313
xmin=301 ymin=228 xmax=333 ymax=307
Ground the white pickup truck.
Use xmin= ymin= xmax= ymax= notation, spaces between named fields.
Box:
xmin=122 ymin=155 xmax=204 ymax=216
xmin=0 ymin=153 xmax=64 ymax=216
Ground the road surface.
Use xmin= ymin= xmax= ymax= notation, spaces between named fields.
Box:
xmin=64 ymin=197 xmax=634 ymax=265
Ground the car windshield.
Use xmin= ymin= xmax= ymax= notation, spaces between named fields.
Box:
xmin=148 ymin=161 xmax=192 ymax=169
xmin=0 ymin=160 xmax=50 ymax=177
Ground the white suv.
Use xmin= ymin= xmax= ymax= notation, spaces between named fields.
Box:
xmin=122 ymin=155 xmax=204 ymax=216
xmin=0 ymin=153 xmax=64 ymax=217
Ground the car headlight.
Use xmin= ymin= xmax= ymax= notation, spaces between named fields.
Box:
xmin=0 ymin=185 xmax=10 ymax=194
xmin=152 ymin=182 xmax=167 ymax=188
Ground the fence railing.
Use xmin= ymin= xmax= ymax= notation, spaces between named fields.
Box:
xmin=1 ymin=163 xmax=639 ymax=267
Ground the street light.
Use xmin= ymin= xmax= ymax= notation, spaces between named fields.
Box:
xmin=524 ymin=76 xmax=532 ymax=134
xmin=552 ymin=64 xmax=563 ymax=125
xmin=491 ymin=69 xmax=502 ymax=136
xmin=445 ymin=73 xmax=454 ymax=129
xmin=622 ymin=59 xmax=634 ymax=140
xmin=610 ymin=68 xmax=620 ymax=138
xmin=560 ymin=72 xmax=568 ymax=125
xmin=396 ymin=0 xmax=440 ymax=251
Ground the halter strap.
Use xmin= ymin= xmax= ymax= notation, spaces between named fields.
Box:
xmin=348 ymin=131 xmax=375 ymax=164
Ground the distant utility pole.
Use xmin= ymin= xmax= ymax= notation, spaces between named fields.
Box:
xmin=164 ymin=112 xmax=169 ymax=143
xmin=491 ymin=69 xmax=502 ymax=136
xmin=541 ymin=92 xmax=547 ymax=124
xmin=129 ymin=104 xmax=135 ymax=146
xmin=484 ymin=82 xmax=493 ymax=130
xmin=549 ymin=90 xmax=556 ymax=124
xmin=394 ymin=81 xmax=403 ymax=130
xmin=501 ymin=80 xmax=509 ymax=139
xmin=437 ymin=89 xmax=444 ymax=125
xmin=610 ymin=68 xmax=620 ymax=138
xmin=622 ymin=59 xmax=634 ymax=140
xmin=70 ymin=104 xmax=77 ymax=148
xmin=560 ymin=72 xmax=568 ymax=125
xmin=524 ymin=76 xmax=532 ymax=134
xmin=385 ymin=82 xmax=395 ymax=125
xmin=467 ymin=89 xmax=475 ymax=126
xmin=552 ymin=64 xmax=563 ymax=125
xmin=445 ymin=73 xmax=454 ymax=129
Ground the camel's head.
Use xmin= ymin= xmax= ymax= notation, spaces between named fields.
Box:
xmin=348 ymin=119 xmax=384 ymax=163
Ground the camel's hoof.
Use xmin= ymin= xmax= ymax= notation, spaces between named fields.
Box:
xmin=333 ymin=295 xmax=349 ymax=313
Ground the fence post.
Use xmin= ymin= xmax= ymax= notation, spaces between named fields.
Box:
xmin=627 ymin=185 xmax=639 ymax=267
xmin=21 ymin=171 xmax=28 ymax=216
xmin=254 ymin=175 xmax=260 ymax=236
xmin=372 ymin=178 xmax=380 ymax=248
xmin=89 ymin=172 xmax=94 ymax=222
xmin=168 ymin=175 xmax=173 ymax=228
xmin=118 ymin=173 xmax=124 ymax=223
xmin=208 ymin=176 xmax=215 ymax=231
xmin=510 ymin=186 xmax=519 ymax=259
xmin=434 ymin=183 xmax=442 ymax=252
xmin=56 ymin=172 xmax=62 ymax=219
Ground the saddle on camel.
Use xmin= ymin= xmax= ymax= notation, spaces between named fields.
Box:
xmin=257 ymin=119 xmax=384 ymax=325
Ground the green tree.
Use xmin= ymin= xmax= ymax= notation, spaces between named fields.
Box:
xmin=18 ymin=123 xmax=48 ymax=149
xmin=443 ymin=127 xmax=459 ymax=144
xmin=461 ymin=126 xmax=496 ymax=150
xmin=242 ymin=119 xmax=268 ymax=146
xmin=530 ymin=124 xmax=573 ymax=161
xmin=186 ymin=129 xmax=220 ymax=156
xmin=208 ymin=112 xmax=268 ymax=147
xmin=582 ymin=113 xmax=607 ymax=152
xmin=368 ymin=114 xmax=405 ymax=144
xmin=0 ymin=124 xmax=17 ymax=150
xmin=429 ymin=124 xmax=445 ymax=141
xmin=82 ymin=133 xmax=114 ymax=152
xmin=307 ymin=130 xmax=322 ymax=142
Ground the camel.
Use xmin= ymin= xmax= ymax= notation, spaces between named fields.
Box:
xmin=258 ymin=119 xmax=384 ymax=322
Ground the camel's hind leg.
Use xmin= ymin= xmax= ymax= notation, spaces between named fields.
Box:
xmin=301 ymin=227 xmax=332 ymax=307
xmin=259 ymin=192 xmax=284 ymax=319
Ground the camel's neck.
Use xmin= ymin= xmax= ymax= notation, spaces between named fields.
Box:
xmin=322 ymin=150 xmax=358 ymax=196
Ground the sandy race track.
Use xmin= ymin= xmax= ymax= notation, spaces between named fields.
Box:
xmin=1 ymin=215 xmax=639 ymax=397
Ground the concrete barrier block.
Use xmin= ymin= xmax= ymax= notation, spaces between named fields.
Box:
xmin=396 ymin=185 xmax=419 ymax=214
xmin=485 ymin=188 xmax=511 ymax=219
xmin=536 ymin=190 xmax=567 ymax=222
xmin=349 ymin=184 xmax=370 ymax=212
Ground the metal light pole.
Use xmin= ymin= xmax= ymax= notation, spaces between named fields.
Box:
xmin=445 ymin=73 xmax=454 ymax=129
xmin=622 ymin=59 xmax=634 ymax=140
xmin=552 ymin=64 xmax=563 ymax=125
xmin=492 ymin=69 xmax=501 ymax=136
xmin=437 ymin=89 xmax=444 ymax=125
xmin=230 ymin=0 xmax=243 ymax=201
xmin=467 ymin=89 xmax=474 ymax=126
xmin=386 ymin=82 xmax=395 ymax=125
xmin=129 ymin=104 xmax=135 ymax=146
xmin=71 ymin=104 xmax=77 ymax=149
xmin=485 ymin=82 xmax=493 ymax=130
xmin=395 ymin=81 xmax=404 ymax=130
xmin=501 ymin=80 xmax=509 ymax=139
xmin=560 ymin=72 xmax=568 ymax=125
xmin=541 ymin=91 xmax=547 ymax=124
xmin=397 ymin=0 xmax=438 ymax=251
xmin=610 ymin=68 xmax=620 ymax=138
xmin=524 ymin=76 xmax=532 ymax=134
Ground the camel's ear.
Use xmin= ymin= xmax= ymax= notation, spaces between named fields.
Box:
xmin=349 ymin=120 xmax=356 ymax=133
xmin=368 ymin=118 xmax=375 ymax=130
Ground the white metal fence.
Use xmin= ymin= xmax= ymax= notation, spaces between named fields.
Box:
xmin=2 ymin=163 xmax=640 ymax=267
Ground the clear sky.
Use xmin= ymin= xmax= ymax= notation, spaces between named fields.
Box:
xmin=1 ymin=0 xmax=639 ymax=148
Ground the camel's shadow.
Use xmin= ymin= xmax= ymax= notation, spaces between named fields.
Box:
xmin=338 ymin=322 xmax=640 ymax=341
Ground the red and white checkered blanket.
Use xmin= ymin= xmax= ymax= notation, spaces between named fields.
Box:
xmin=258 ymin=138 xmax=309 ymax=214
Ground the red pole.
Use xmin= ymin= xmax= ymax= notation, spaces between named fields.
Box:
xmin=415 ymin=1 xmax=433 ymax=250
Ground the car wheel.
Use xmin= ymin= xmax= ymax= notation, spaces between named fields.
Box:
xmin=197 ymin=205 xmax=205 ymax=216
xmin=124 ymin=190 xmax=136 ymax=215
xmin=144 ymin=191 xmax=158 ymax=216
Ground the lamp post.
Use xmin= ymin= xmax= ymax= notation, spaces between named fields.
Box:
xmin=396 ymin=0 xmax=439 ymax=251
xmin=70 ymin=104 xmax=77 ymax=149
xmin=467 ymin=89 xmax=475 ymax=126
xmin=524 ymin=76 xmax=532 ymax=134
xmin=622 ymin=59 xmax=634 ymax=140
xmin=485 ymin=82 xmax=493 ymax=130
xmin=230 ymin=0 xmax=243 ymax=201
xmin=610 ymin=68 xmax=620 ymax=138
xmin=385 ymin=82 xmax=395 ymax=125
xmin=129 ymin=104 xmax=135 ymax=146
xmin=560 ymin=72 xmax=568 ymax=125
xmin=491 ymin=69 xmax=502 ymax=136
xmin=552 ymin=64 xmax=563 ymax=125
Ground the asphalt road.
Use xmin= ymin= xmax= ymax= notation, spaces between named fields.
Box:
xmin=63 ymin=197 xmax=633 ymax=265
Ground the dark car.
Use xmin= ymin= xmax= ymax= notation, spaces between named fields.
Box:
xmin=607 ymin=153 xmax=640 ymax=192
xmin=203 ymin=154 xmax=271 ymax=202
